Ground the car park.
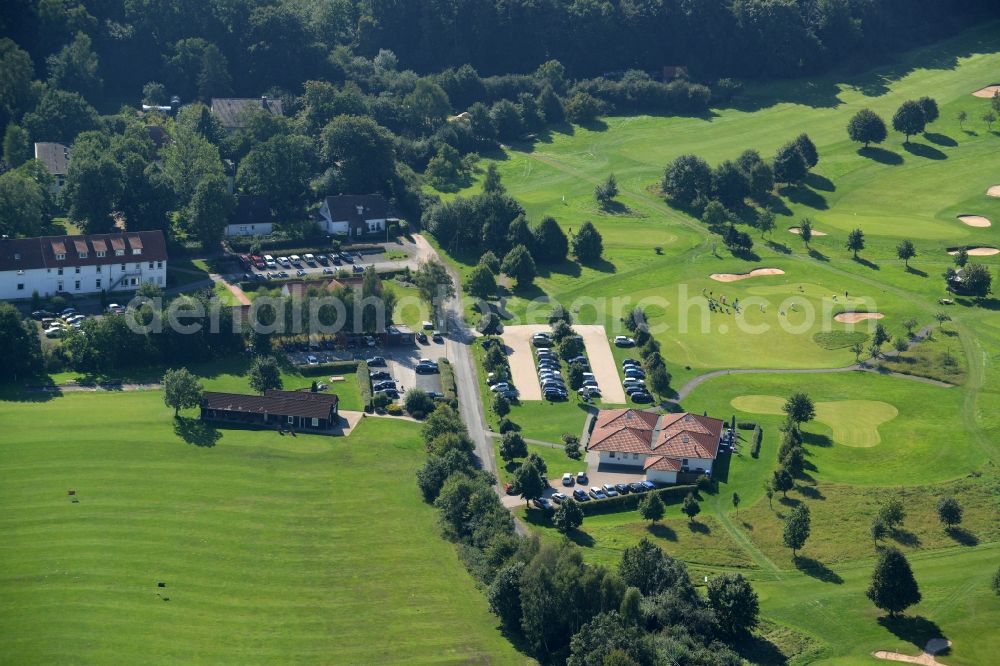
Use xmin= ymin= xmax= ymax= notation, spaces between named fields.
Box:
xmin=614 ymin=335 xmax=636 ymax=347
xmin=366 ymin=356 xmax=386 ymax=366
xmin=561 ymin=473 xmax=574 ymax=486
xmin=576 ymin=471 xmax=588 ymax=484
xmin=602 ymin=484 xmax=619 ymax=497
xmin=572 ymin=489 xmax=590 ymax=502
xmin=589 ymin=487 xmax=607 ymax=500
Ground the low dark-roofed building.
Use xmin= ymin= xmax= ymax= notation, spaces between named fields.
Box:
xmin=226 ymin=194 xmax=273 ymax=237
xmin=33 ymin=142 xmax=70 ymax=194
xmin=318 ymin=194 xmax=392 ymax=239
xmin=200 ymin=389 xmax=340 ymax=432
xmin=210 ymin=96 xmax=284 ymax=131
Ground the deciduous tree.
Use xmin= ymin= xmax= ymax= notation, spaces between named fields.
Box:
xmin=681 ymin=492 xmax=700 ymax=522
xmin=248 ymin=355 xmax=283 ymax=394
xmin=639 ymin=492 xmax=665 ymax=523
xmin=783 ymin=392 xmax=815 ymax=424
xmin=892 ymin=100 xmax=926 ymax=143
xmin=847 ymin=108 xmax=887 ymax=147
xmin=553 ymin=498 xmax=583 ymax=533
xmin=847 ymin=228 xmax=865 ymax=258
xmin=163 ymin=367 xmax=204 ymax=417
xmin=707 ymin=573 xmax=759 ymax=636
xmin=783 ymin=503 xmax=811 ymax=556
xmin=936 ymin=497 xmax=962 ymax=530
xmin=896 ymin=238 xmax=916 ymax=268
xmin=867 ymin=547 xmax=921 ymax=616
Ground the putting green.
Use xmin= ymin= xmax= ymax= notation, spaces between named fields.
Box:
xmin=731 ymin=394 xmax=899 ymax=447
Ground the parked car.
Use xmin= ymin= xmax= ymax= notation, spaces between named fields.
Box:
xmin=289 ymin=254 xmax=302 ymax=266
xmin=328 ymin=254 xmax=342 ymax=265
xmin=622 ymin=358 xmax=640 ymax=367
xmin=561 ymin=473 xmax=574 ymax=486
xmin=317 ymin=255 xmax=329 ymax=266
xmin=44 ymin=327 xmax=64 ymax=338
xmin=500 ymin=390 xmax=519 ymax=399
xmin=416 ymin=331 xmax=428 ymax=344
xmin=631 ymin=392 xmax=654 ymax=403
xmin=628 ymin=482 xmax=646 ymax=493
xmin=623 ymin=378 xmax=645 ymax=387
xmin=551 ymin=492 xmax=567 ymax=504
xmin=370 ymin=370 xmax=392 ymax=380
xmin=61 ymin=307 xmax=77 ymax=316
xmin=278 ymin=256 xmax=291 ymax=267
xmin=602 ymin=484 xmax=620 ymax=497
xmin=544 ymin=389 xmax=567 ymax=401
xmin=614 ymin=335 xmax=636 ymax=347
xmin=641 ymin=481 xmax=657 ymax=491
xmin=306 ymin=354 xmax=318 ymax=365
xmin=572 ymin=489 xmax=590 ymax=502
xmin=296 ymin=269 xmax=307 ymax=277
xmin=377 ymin=388 xmax=400 ymax=400
xmin=373 ymin=381 xmax=396 ymax=392
xmin=490 ymin=382 xmax=512 ymax=393
xmin=624 ymin=368 xmax=646 ymax=379
xmin=427 ymin=391 xmax=445 ymax=399
xmin=353 ymin=264 xmax=364 ymax=273
xmin=625 ymin=385 xmax=648 ymax=397
xmin=589 ymin=487 xmax=607 ymax=500
xmin=31 ymin=310 xmax=55 ymax=320
xmin=416 ymin=363 xmax=439 ymax=374
xmin=615 ymin=483 xmax=631 ymax=495
xmin=303 ymin=253 xmax=317 ymax=265
xmin=578 ymin=387 xmax=602 ymax=398
xmin=532 ymin=337 xmax=553 ymax=348
xmin=532 ymin=498 xmax=554 ymax=512
xmin=432 ymin=331 xmax=444 ymax=343
xmin=576 ymin=471 xmax=589 ymax=484
xmin=322 ymin=267 xmax=334 ymax=275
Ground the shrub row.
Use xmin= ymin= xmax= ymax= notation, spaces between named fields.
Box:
xmin=298 ymin=360 xmax=361 ymax=377
xmin=438 ymin=358 xmax=458 ymax=405
xmin=750 ymin=424 xmax=763 ymax=458
xmin=227 ymin=234 xmax=342 ymax=254
xmin=356 ymin=360 xmax=372 ymax=412
xmin=737 ymin=421 xmax=757 ymax=430
xmin=578 ymin=484 xmax=694 ymax=517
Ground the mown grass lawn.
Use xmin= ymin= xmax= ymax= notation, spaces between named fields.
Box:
xmin=0 ymin=392 xmax=528 ymax=664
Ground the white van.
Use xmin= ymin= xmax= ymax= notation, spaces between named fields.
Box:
xmin=264 ymin=254 xmax=276 ymax=268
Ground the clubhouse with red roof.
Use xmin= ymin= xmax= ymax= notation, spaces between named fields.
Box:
xmin=586 ymin=409 xmax=724 ymax=484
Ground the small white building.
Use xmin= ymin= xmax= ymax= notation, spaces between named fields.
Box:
xmin=33 ymin=142 xmax=70 ymax=196
xmin=587 ymin=409 xmax=724 ymax=484
xmin=0 ymin=231 xmax=168 ymax=300
xmin=225 ymin=195 xmax=273 ymax=237
xmin=317 ymin=194 xmax=389 ymax=239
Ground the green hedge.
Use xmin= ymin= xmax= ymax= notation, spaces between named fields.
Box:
xmin=299 ymin=360 xmax=361 ymax=377
xmin=578 ymin=484 xmax=694 ymax=517
xmin=356 ymin=360 xmax=372 ymax=412
xmin=438 ymin=357 xmax=457 ymax=404
xmin=737 ymin=421 xmax=757 ymax=430
xmin=750 ymin=424 xmax=763 ymax=458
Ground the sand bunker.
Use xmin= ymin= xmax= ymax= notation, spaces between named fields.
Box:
xmin=948 ymin=247 xmax=999 ymax=256
xmin=710 ymin=268 xmax=785 ymax=282
xmin=788 ymin=226 xmax=828 ymax=236
xmin=972 ymin=85 xmax=1000 ymax=98
xmin=834 ymin=312 xmax=884 ymax=324
xmin=987 ymin=185 xmax=1000 ymax=198
xmin=957 ymin=215 xmax=992 ymax=228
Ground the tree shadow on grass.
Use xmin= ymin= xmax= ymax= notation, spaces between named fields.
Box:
xmin=891 ymin=528 xmax=922 ymax=547
xmin=796 ymin=484 xmax=825 ymax=500
xmin=807 ymin=248 xmax=829 ymax=262
xmin=802 ymin=432 xmax=833 ymax=448
xmin=646 ymin=523 xmax=677 ymax=541
xmin=580 ymin=257 xmax=616 ymax=274
xmin=779 ymin=185 xmax=828 ymax=210
xmin=598 ymin=200 xmax=635 ymax=216
xmin=858 ymin=146 xmax=904 ymax=165
xmin=805 ymin=172 xmax=835 ymax=192
xmin=733 ymin=633 xmax=788 ymax=666
xmin=878 ymin=615 xmax=946 ymax=651
xmin=905 ymin=266 xmax=929 ymax=278
xmin=794 ymin=555 xmax=844 ymax=584
xmin=853 ymin=256 xmax=881 ymax=271
xmin=173 ymin=417 xmax=221 ymax=447
xmin=924 ymin=132 xmax=957 ymax=147
xmin=946 ymin=526 xmax=979 ymax=546
xmin=686 ymin=520 xmax=710 ymax=534
xmin=903 ymin=142 xmax=947 ymax=160
xmin=766 ymin=240 xmax=792 ymax=254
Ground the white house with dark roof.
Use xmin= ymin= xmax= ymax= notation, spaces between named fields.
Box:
xmin=586 ymin=409 xmax=724 ymax=483
xmin=0 ymin=231 xmax=168 ymax=299
xmin=317 ymin=194 xmax=390 ymax=238
xmin=225 ymin=195 xmax=273 ymax=237
xmin=33 ymin=142 xmax=70 ymax=195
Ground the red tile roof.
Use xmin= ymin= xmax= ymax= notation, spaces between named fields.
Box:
xmin=588 ymin=409 xmax=724 ymax=464
xmin=654 ymin=413 xmax=723 ymax=459
xmin=0 ymin=231 xmax=167 ymax=272
xmin=644 ymin=455 xmax=682 ymax=472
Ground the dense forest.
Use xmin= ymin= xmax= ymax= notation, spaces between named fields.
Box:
xmin=1 ymin=0 xmax=998 ymax=245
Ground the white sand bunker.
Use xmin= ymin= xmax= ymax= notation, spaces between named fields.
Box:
xmin=835 ymin=312 xmax=884 ymax=324
xmin=949 ymin=247 xmax=999 ymax=256
xmin=972 ymin=85 xmax=1000 ymax=98
xmin=789 ymin=226 xmax=828 ymax=236
xmin=710 ymin=268 xmax=785 ymax=282
xmin=987 ymin=185 xmax=1000 ymax=198
xmin=957 ymin=215 xmax=992 ymax=228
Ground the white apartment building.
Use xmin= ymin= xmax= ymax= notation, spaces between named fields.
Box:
xmin=0 ymin=231 xmax=168 ymax=300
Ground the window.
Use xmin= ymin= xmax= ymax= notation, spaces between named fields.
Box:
xmin=115 ymin=249 xmax=124 ymax=256
xmin=96 ymin=250 xmax=105 ymax=258
xmin=121 ymin=264 xmax=126 ymax=271
xmin=355 ymin=227 xmax=362 ymax=236
xmin=96 ymin=265 xmax=101 ymax=273
xmin=133 ymin=248 xmax=141 ymax=255
xmin=17 ymin=269 xmax=23 ymax=275
xmin=55 ymin=252 xmax=65 ymax=260
xmin=682 ymin=458 xmax=688 ymax=466
xmin=17 ymin=283 xmax=24 ymax=291
xmin=57 ymin=267 xmax=63 ymax=276
xmin=633 ymin=453 xmax=639 ymax=460
xmin=79 ymin=252 xmax=87 ymax=259
xmin=148 ymin=261 xmax=153 ymax=269
xmin=75 ymin=280 xmax=80 ymax=290
xmin=157 ymin=276 xmax=162 ymax=285
xmin=130 ymin=278 xmax=138 ymax=286
xmin=96 ymin=279 xmax=101 ymax=289
xmin=13 ymin=252 xmax=20 ymax=260
xmin=609 ymin=451 xmax=616 ymax=459
xmin=156 ymin=261 xmax=163 ymax=269
xmin=57 ymin=281 xmax=63 ymax=291
xmin=287 ymin=416 xmax=294 ymax=424
xmin=75 ymin=266 xmax=80 ymax=274
xmin=311 ymin=417 xmax=319 ymax=427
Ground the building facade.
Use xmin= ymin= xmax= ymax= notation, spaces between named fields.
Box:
xmin=317 ymin=194 xmax=390 ymax=238
xmin=225 ymin=195 xmax=274 ymax=237
xmin=33 ymin=142 xmax=70 ymax=196
xmin=0 ymin=231 xmax=168 ymax=300
xmin=200 ymin=390 xmax=340 ymax=432
xmin=587 ymin=409 xmax=724 ymax=484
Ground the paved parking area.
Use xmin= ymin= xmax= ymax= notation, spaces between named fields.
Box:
xmin=575 ymin=325 xmax=627 ymax=403
xmin=500 ymin=324 xmax=549 ymax=400
xmin=500 ymin=324 xmax=625 ymax=402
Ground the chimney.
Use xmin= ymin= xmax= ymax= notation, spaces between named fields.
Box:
xmin=261 ymin=95 xmax=268 ymax=108
xmin=356 ymin=205 xmax=364 ymax=216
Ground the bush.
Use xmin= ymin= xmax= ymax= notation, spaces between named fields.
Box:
xmin=299 ymin=360 xmax=361 ymax=377
xmin=696 ymin=474 xmax=715 ymax=493
xmin=498 ymin=417 xmax=518 ymax=434
xmin=372 ymin=391 xmax=391 ymax=411
xmin=737 ymin=421 xmax=757 ymax=430
xmin=750 ymin=425 xmax=763 ymax=458
xmin=386 ymin=403 xmax=404 ymax=415
xmin=438 ymin=358 xmax=457 ymax=404
xmin=578 ymin=485 xmax=694 ymax=517
xmin=357 ymin=360 xmax=373 ymax=412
